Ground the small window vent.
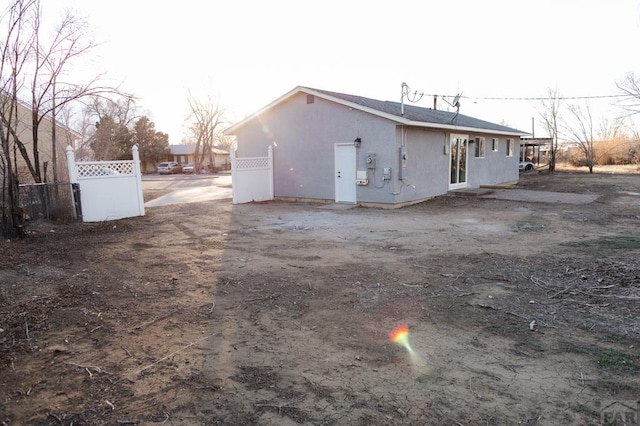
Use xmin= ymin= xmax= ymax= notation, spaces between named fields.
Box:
xmin=306 ymin=94 xmax=315 ymax=104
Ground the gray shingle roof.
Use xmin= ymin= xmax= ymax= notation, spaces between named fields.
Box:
xmin=308 ymin=87 xmax=525 ymax=134
xmin=224 ymin=85 xmax=528 ymax=136
xmin=170 ymin=144 xmax=229 ymax=155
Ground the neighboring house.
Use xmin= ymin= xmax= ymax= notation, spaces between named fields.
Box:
xmin=1 ymin=97 xmax=80 ymax=184
xmin=224 ymin=86 xmax=529 ymax=206
xmin=165 ymin=144 xmax=230 ymax=171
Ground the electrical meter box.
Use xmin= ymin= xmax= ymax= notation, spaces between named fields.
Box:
xmin=383 ymin=167 xmax=392 ymax=180
xmin=366 ymin=153 xmax=376 ymax=169
xmin=399 ymin=147 xmax=407 ymax=180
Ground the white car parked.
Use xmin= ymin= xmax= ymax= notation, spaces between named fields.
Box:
xmin=519 ymin=161 xmax=535 ymax=172
xmin=157 ymin=161 xmax=182 ymax=175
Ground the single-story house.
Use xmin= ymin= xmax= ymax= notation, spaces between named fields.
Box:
xmin=224 ymin=86 xmax=529 ymax=207
xmin=167 ymin=144 xmax=230 ymax=171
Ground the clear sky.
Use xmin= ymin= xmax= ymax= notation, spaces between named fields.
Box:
xmin=44 ymin=0 xmax=640 ymax=143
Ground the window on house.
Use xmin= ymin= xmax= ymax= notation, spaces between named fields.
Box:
xmin=492 ymin=138 xmax=499 ymax=152
xmin=306 ymin=94 xmax=315 ymax=104
xmin=506 ymin=139 xmax=514 ymax=157
xmin=474 ymin=137 xmax=485 ymax=158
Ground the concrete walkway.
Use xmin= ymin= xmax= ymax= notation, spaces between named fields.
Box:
xmin=479 ymin=189 xmax=600 ymax=205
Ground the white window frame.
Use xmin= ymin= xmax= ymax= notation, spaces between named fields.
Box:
xmin=506 ymin=139 xmax=514 ymax=157
xmin=492 ymin=138 xmax=499 ymax=152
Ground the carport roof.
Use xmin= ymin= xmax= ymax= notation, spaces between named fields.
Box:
xmin=224 ymin=85 xmax=529 ymax=137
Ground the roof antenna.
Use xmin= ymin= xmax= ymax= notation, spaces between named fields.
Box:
xmin=401 ymin=82 xmax=408 ymax=116
xmin=400 ymin=82 xmax=424 ymax=116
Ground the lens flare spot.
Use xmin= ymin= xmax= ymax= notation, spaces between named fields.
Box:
xmin=389 ymin=324 xmax=410 ymax=349
xmin=390 ymin=324 xmax=430 ymax=375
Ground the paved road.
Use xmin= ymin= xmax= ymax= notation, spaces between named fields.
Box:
xmin=142 ymin=174 xmax=232 ymax=207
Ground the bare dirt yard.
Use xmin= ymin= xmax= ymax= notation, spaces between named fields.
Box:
xmin=1 ymin=170 xmax=640 ymax=425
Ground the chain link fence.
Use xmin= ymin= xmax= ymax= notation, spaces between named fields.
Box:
xmin=1 ymin=182 xmax=81 ymax=233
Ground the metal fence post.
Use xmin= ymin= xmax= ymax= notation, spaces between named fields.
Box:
xmin=65 ymin=145 xmax=81 ymax=219
xmin=132 ymin=144 xmax=145 ymax=217
xmin=72 ymin=183 xmax=82 ymax=221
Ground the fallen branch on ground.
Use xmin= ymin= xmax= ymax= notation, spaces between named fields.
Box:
xmin=66 ymin=362 xmax=113 ymax=375
xmin=134 ymin=333 xmax=215 ymax=377
xmin=254 ymin=399 xmax=303 ymax=415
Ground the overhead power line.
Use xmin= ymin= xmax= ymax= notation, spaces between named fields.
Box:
xmin=454 ymin=94 xmax=628 ymax=101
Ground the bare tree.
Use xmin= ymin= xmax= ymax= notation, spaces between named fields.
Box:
xmin=1 ymin=0 xmax=38 ymax=237
xmin=216 ymin=134 xmax=236 ymax=152
xmin=564 ymin=103 xmax=597 ymax=173
xmin=185 ymin=92 xmax=227 ymax=172
xmin=187 ymin=93 xmax=226 ymax=170
xmin=0 ymin=0 xmax=113 ymax=238
xmin=538 ymin=88 xmax=562 ymax=172
xmin=617 ymin=72 xmax=640 ymax=115
xmin=18 ymin=1 xmax=111 ymax=182
xmin=83 ymin=94 xmax=139 ymax=160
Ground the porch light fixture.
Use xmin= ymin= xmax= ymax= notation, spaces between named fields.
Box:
xmin=354 ymin=137 xmax=362 ymax=148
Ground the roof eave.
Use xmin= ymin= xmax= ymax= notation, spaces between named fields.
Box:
xmin=408 ymin=121 xmax=529 ymax=136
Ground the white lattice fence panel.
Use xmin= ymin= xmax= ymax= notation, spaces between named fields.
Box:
xmin=231 ymin=149 xmax=274 ymax=204
xmin=235 ymin=157 xmax=270 ymax=170
xmin=77 ymin=162 xmax=134 ymax=178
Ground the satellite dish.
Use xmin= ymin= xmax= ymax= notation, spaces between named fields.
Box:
xmin=452 ymin=92 xmax=462 ymax=108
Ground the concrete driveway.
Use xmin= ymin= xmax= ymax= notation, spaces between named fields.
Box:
xmin=480 ymin=188 xmax=600 ymax=204
xmin=143 ymin=174 xmax=600 ymax=209
xmin=143 ymin=174 xmax=232 ymax=207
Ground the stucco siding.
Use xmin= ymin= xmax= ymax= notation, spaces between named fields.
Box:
xmin=235 ymin=92 xmax=397 ymax=201
xmin=398 ymin=127 xmax=450 ymax=201
xmin=468 ymin=135 xmax=519 ymax=187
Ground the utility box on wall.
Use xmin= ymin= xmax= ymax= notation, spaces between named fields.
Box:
xmin=383 ymin=167 xmax=392 ymax=180
xmin=399 ymin=147 xmax=407 ymax=180
xmin=356 ymin=170 xmax=368 ymax=185
xmin=366 ymin=153 xmax=376 ymax=169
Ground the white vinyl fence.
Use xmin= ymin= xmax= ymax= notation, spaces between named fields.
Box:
xmin=230 ymin=146 xmax=274 ymax=204
xmin=66 ymin=145 xmax=145 ymax=222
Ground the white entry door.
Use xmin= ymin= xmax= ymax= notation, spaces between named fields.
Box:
xmin=335 ymin=144 xmax=356 ymax=203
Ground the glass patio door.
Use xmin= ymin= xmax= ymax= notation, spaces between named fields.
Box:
xmin=449 ymin=134 xmax=468 ymax=190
